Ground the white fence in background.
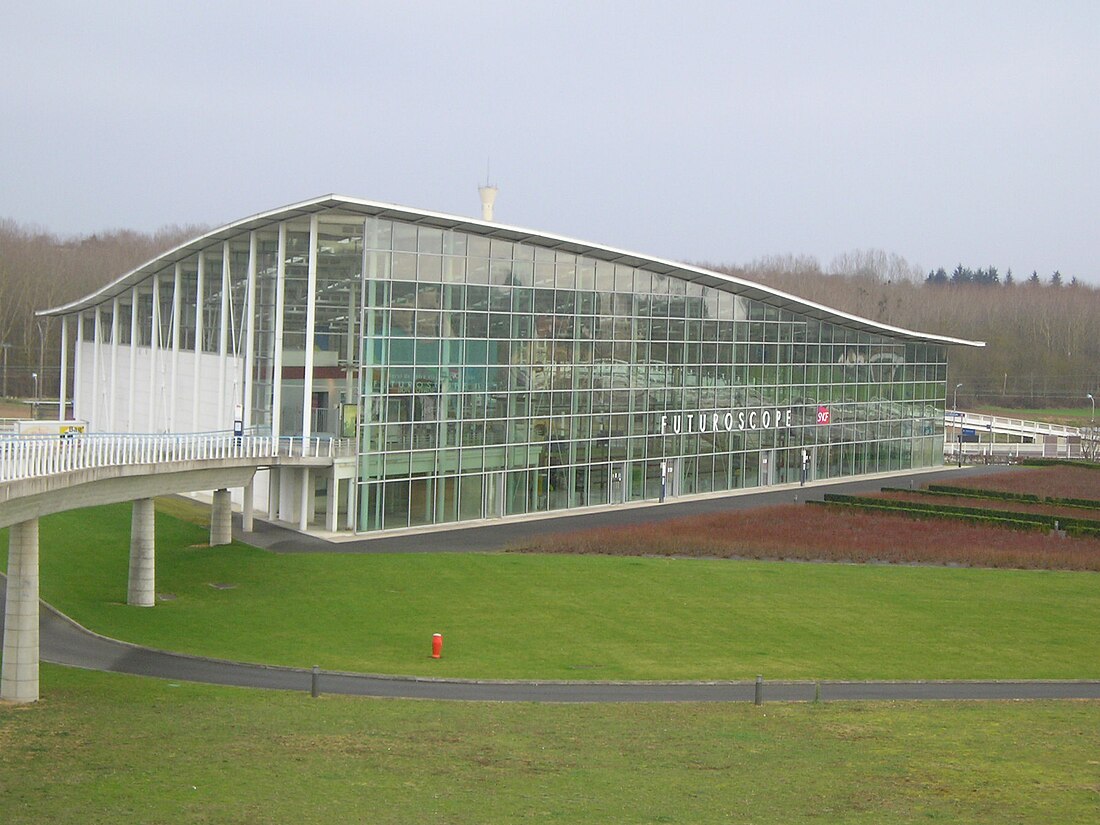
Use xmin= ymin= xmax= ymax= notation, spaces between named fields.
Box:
xmin=0 ymin=432 xmax=355 ymax=484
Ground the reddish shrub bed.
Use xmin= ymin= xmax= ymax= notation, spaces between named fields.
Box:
xmin=513 ymin=504 xmax=1100 ymax=571
xmin=947 ymin=466 xmax=1100 ymax=502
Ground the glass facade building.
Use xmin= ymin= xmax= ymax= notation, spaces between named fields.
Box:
xmin=45 ymin=196 xmax=980 ymax=535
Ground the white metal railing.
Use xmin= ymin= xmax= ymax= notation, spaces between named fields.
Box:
xmin=0 ymin=431 xmax=353 ymax=484
xmin=944 ymin=411 xmax=1082 ymax=439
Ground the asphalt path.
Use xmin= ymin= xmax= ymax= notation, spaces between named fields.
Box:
xmin=7 ymin=463 xmax=1100 ymax=703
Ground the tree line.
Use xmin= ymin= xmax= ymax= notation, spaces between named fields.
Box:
xmin=1 ymin=219 xmax=1096 ymax=412
xmin=925 ymin=264 xmax=1079 ymax=288
xmin=711 ymin=250 xmax=1100 ymax=410
xmin=0 ymin=219 xmax=202 ymax=399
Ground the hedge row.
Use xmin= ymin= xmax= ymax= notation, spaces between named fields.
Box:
xmin=809 ymin=499 xmax=1045 ymax=533
xmin=1019 ymin=459 xmax=1100 ymax=470
xmin=825 ymin=493 xmax=1051 ymax=525
xmin=917 ymin=484 xmax=1100 ymax=511
xmin=927 ymin=484 xmax=1040 ymax=502
xmin=819 ymin=493 xmax=1100 ymax=539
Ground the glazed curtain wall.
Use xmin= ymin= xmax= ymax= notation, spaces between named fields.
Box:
xmin=60 ymin=207 xmax=947 ymax=533
xmin=355 ymin=217 xmax=947 ymax=532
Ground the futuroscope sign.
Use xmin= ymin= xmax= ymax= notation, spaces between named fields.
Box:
xmin=658 ymin=405 xmax=832 ymax=435
xmin=660 ymin=408 xmax=794 ymax=435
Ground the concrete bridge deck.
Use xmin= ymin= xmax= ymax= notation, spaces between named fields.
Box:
xmin=1 ymin=431 xmax=348 ymax=702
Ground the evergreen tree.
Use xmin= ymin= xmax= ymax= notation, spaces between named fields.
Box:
xmin=925 ymin=267 xmax=948 ymax=285
xmin=951 ymin=264 xmax=973 ymax=284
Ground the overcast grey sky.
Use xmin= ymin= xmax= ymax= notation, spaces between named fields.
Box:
xmin=2 ymin=1 xmax=1097 ymax=282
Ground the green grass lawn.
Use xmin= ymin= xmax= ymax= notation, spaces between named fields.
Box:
xmin=2 ymin=665 xmax=1098 ymax=824
xmin=3 ymin=503 xmax=1099 ymax=681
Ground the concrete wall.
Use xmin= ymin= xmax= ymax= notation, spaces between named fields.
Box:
xmin=75 ymin=341 xmax=242 ymax=434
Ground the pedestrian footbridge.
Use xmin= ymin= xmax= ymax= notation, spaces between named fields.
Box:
xmin=0 ymin=431 xmax=350 ymax=704
xmin=944 ymin=411 xmax=1093 ymax=460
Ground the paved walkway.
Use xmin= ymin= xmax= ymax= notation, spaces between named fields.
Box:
xmin=11 ymin=463 xmax=1098 ymax=703
xmin=5 ymin=586 xmax=1099 ymax=702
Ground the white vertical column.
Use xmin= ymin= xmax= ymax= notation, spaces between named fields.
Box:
xmin=169 ymin=264 xmax=182 ymax=431
xmin=326 ymin=469 xmax=339 ymax=532
xmin=127 ymin=287 xmax=139 ymax=431
xmin=243 ymin=231 xmax=258 ymax=430
xmin=242 ymin=478 xmax=255 ymax=532
xmin=299 ymin=467 xmax=311 ymax=531
xmin=110 ymin=296 xmax=120 ymax=430
xmin=149 ymin=275 xmax=160 ymax=431
xmin=193 ymin=253 xmax=205 ymax=430
xmin=271 ymin=223 xmax=287 ymax=441
xmin=127 ymin=498 xmax=155 ymax=607
xmin=218 ymin=240 xmax=230 ymax=428
xmin=346 ymin=472 xmax=356 ymax=531
xmin=268 ymin=467 xmax=281 ymax=520
xmin=301 ymin=215 xmax=319 ymax=439
xmin=91 ymin=307 xmax=102 ymax=429
xmin=1 ymin=518 xmax=40 ymax=703
xmin=59 ymin=315 xmax=69 ymax=421
xmin=73 ymin=313 xmax=83 ymax=422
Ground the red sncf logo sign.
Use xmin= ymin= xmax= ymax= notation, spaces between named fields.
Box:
xmin=816 ymin=406 xmax=831 ymax=425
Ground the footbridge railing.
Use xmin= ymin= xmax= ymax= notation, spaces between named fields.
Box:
xmin=0 ymin=432 xmax=355 ymax=484
xmin=945 ymin=411 xmax=1082 ymax=439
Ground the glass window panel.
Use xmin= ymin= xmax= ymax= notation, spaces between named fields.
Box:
xmin=392 ymin=223 xmax=417 ymax=252
xmin=443 ymin=230 xmax=467 ymax=255
xmin=392 ymin=252 xmax=417 ymax=280
xmin=417 ymin=227 xmax=443 ymax=254
xmin=417 ymin=254 xmax=442 ymax=282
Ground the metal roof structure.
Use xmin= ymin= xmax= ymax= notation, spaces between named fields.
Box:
xmin=40 ymin=194 xmax=985 ymax=348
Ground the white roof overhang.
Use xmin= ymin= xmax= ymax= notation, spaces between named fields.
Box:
xmin=39 ymin=194 xmax=985 ymax=348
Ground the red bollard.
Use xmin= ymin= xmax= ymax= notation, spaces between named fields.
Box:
xmin=431 ymin=633 xmax=443 ymax=659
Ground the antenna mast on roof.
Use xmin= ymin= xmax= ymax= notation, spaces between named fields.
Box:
xmin=478 ymin=158 xmax=497 ymax=222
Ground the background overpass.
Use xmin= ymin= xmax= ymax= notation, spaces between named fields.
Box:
xmin=944 ymin=410 xmax=1095 ymax=460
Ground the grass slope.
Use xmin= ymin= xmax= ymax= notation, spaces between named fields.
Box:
xmin=1 ymin=666 xmax=1098 ymax=824
xmin=3 ymin=503 xmax=1098 ymax=681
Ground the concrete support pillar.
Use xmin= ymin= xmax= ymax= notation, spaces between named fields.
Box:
xmin=127 ymin=498 xmax=156 ymax=607
xmin=346 ymin=473 xmax=356 ymax=531
xmin=326 ymin=471 xmax=339 ymax=533
xmin=299 ymin=468 xmax=311 ymax=532
xmin=2 ymin=518 xmax=40 ymax=704
xmin=242 ymin=479 xmax=254 ymax=532
xmin=268 ymin=467 xmax=281 ymax=521
xmin=210 ymin=488 xmax=233 ymax=546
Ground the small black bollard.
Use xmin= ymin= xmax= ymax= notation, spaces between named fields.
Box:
xmin=754 ymin=674 xmax=763 ymax=706
xmin=311 ymin=665 xmax=320 ymax=698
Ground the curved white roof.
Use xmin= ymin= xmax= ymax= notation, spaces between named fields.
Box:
xmin=41 ymin=194 xmax=984 ymax=347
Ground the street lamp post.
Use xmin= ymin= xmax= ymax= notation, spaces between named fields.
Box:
xmin=1 ymin=341 xmax=10 ymax=399
xmin=1088 ymin=393 xmax=1095 ymax=425
xmin=954 ymin=383 xmax=963 ymax=466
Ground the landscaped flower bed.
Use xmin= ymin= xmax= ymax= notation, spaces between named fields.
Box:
xmin=512 ymin=466 xmax=1100 ymax=571
xmin=512 ymin=503 xmax=1100 ymax=570
xmin=943 ymin=465 xmax=1100 ymax=501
